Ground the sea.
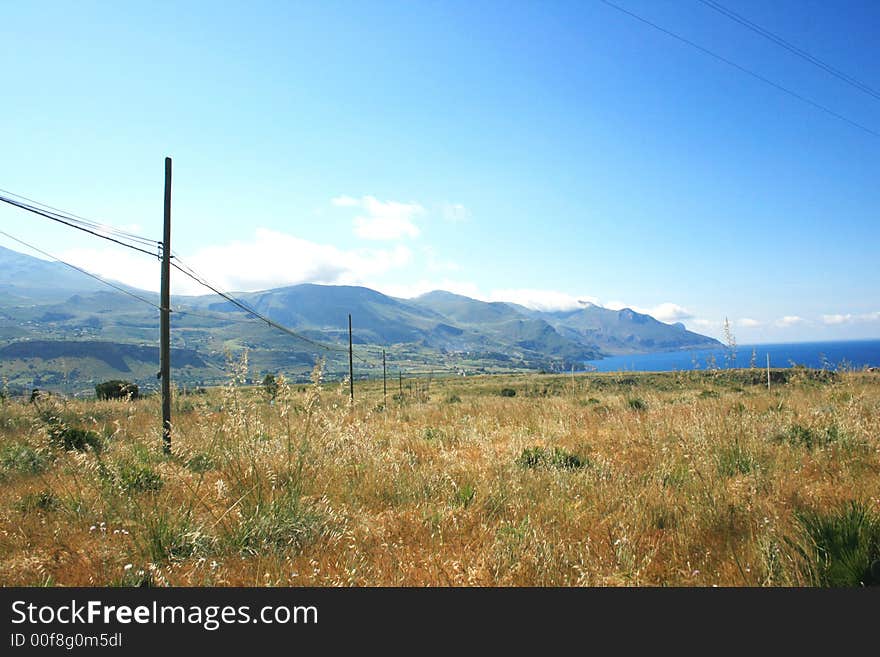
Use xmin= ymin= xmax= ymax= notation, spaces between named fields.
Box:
xmin=584 ymin=339 xmax=880 ymax=373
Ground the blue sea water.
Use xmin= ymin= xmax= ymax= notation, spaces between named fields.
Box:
xmin=584 ymin=339 xmax=880 ymax=373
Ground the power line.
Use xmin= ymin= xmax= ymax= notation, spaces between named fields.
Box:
xmin=599 ymin=0 xmax=880 ymax=138
xmin=170 ymin=254 xmax=378 ymax=365
xmin=170 ymin=258 xmax=353 ymax=354
xmin=697 ymin=0 xmax=880 ymax=102
xmin=0 ymin=187 xmax=158 ymax=246
xmin=0 ymin=194 xmax=161 ymax=258
xmin=0 ymin=188 xmax=381 ymax=370
xmin=0 ymin=229 xmax=162 ymax=311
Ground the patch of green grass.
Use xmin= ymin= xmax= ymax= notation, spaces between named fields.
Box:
xmin=790 ymin=501 xmax=880 ymax=587
xmin=774 ymin=423 xmax=842 ymax=450
xmin=15 ymin=489 xmax=59 ymax=513
xmin=0 ymin=442 xmax=50 ymax=477
xmin=516 ymin=446 xmax=588 ymax=470
xmin=500 ymin=388 xmax=517 ymax=397
xmin=225 ymin=489 xmax=324 ymax=556
xmin=661 ymin=463 xmax=690 ymax=489
xmin=184 ymin=453 xmax=215 ymax=474
xmin=116 ymin=462 xmax=163 ymax=494
xmin=445 ymin=394 xmax=462 ymax=404
xmin=627 ymin=397 xmax=647 ymax=412
xmin=423 ymin=427 xmax=444 ymax=441
xmin=455 ymin=483 xmax=476 ymax=508
xmin=716 ymin=443 xmax=758 ymax=477
xmin=47 ymin=424 xmax=103 ymax=453
xmin=136 ymin=510 xmax=211 ymax=564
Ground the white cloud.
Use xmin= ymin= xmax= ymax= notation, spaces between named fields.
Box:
xmin=488 ymin=289 xmax=599 ymax=312
xmin=822 ymin=311 xmax=879 ymax=325
xmin=776 ymin=315 xmax=805 ymax=327
xmin=604 ymin=301 xmax=693 ymax=323
xmin=690 ymin=318 xmax=716 ymax=329
xmin=331 ymin=196 xmax=360 ymax=208
xmin=377 ymin=279 xmax=483 ymax=301
xmin=333 ymin=195 xmax=424 ymax=240
xmin=441 ymin=202 xmax=470 ymax=223
xmin=61 ymin=228 xmax=413 ymax=295
xmin=737 ymin=318 xmax=761 ymax=328
xmin=421 ymin=246 xmax=461 ymax=273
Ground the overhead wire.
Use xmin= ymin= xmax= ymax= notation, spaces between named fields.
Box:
xmin=697 ymin=0 xmax=880 ymax=102
xmin=1 ymin=187 xmax=386 ymax=373
xmin=0 ymin=228 xmax=162 ymax=311
xmin=599 ymin=0 xmax=880 ymax=138
xmin=0 ymin=188 xmax=158 ymax=246
xmin=0 ymin=194 xmax=161 ymax=257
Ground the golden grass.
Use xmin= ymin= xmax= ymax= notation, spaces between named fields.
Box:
xmin=0 ymin=361 xmax=878 ymax=587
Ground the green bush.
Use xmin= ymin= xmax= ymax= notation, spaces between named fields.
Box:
xmin=627 ymin=397 xmax=647 ymax=411
xmin=716 ymin=443 xmax=757 ymax=477
xmin=16 ymin=489 xmax=59 ymax=513
xmin=48 ymin=425 xmax=103 ymax=453
xmin=791 ymin=501 xmax=880 ymax=587
xmin=500 ymin=388 xmax=516 ymax=397
xmin=423 ymin=427 xmax=444 ymax=441
xmin=262 ymin=374 xmax=279 ymax=400
xmin=95 ymin=380 xmax=139 ymax=401
xmin=116 ymin=462 xmax=163 ymax=494
xmin=774 ymin=424 xmax=841 ymax=450
xmin=0 ymin=442 xmax=49 ymax=476
xmin=446 ymin=394 xmax=462 ymax=404
xmin=185 ymin=453 xmax=215 ymax=474
xmin=225 ymin=489 xmax=324 ymax=556
xmin=516 ymin=446 xmax=588 ymax=470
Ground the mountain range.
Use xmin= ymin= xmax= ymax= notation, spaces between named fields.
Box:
xmin=0 ymin=245 xmax=720 ymax=392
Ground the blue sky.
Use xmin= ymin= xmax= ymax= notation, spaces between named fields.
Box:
xmin=1 ymin=0 xmax=877 ymax=343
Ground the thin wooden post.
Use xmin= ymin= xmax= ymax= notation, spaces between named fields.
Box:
xmin=160 ymin=157 xmax=172 ymax=454
xmin=399 ymin=370 xmax=403 ymax=398
xmin=348 ymin=313 xmax=354 ymax=403
xmin=766 ymin=353 xmax=771 ymax=391
xmin=382 ymin=349 xmax=387 ymax=406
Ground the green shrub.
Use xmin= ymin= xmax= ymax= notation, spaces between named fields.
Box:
xmin=790 ymin=501 xmax=880 ymax=587
xmin=516 ymin=446 xmax=588 ymax=470
xmin=138 ymin=511 xmax=210 ymax=564
xmin=226 ymin=489 xmax=324 ymax=556
xmin=423 ymin=427 xmax=444 ymax=441
xmin=16 ymin=489 xmax=59 ymax=513
xmin=455 ymin=483 xmax=476 ymax=508
xmin=95 ymin=380 xmax=139 ymax=401
xmin=262 ymin=374 xmax=279 ymax=400
xmin=185 ymin=453 xmax=215 ymax=474
xmin=500 ymin=388 xmax=516 ymax=397
xmin=774 ymin=424 xmax=841 ymax=450
xmin=661 ymin=464 xmax=690 ymax=489
xmin=116 ymin=462 xmax=163 ymax=494
xmin=716 ymin=443 xmax=757 ymax=477
xmin=48 ymin=425 xmax=103 ymax=453
xmin=627 ymin=397 xmax=647 ymax=411
xmin=0 ymin=442 xmax=49 ymax=476
xmin=446 ymin=394 xmax=462 ymax=404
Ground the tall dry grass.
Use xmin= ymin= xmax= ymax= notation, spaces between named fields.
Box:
xmin=0 ymin=361 xmax=878 ymax=586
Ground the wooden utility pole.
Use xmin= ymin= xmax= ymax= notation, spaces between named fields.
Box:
xmin=160 ymin=157 xmax=172 ymax=454
xmin=382 ymin=349 xmax=387 ymax=406
xmin=766 ymin=353 xmax=771 ymax=391
xmin=348 ymin=313 xmax=354 ymax=403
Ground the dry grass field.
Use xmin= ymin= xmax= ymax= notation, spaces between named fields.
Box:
xmin=1 ymin=357 xmax=878 ymax=587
